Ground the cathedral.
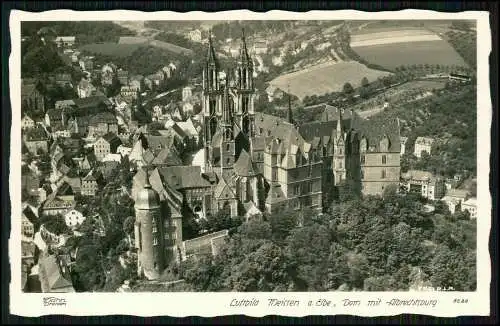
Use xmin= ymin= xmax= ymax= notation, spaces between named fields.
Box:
xmin=132 ymin=29 xmax=402 ymax=279
xmin=199 ymin=29 xmax=402 ymax=216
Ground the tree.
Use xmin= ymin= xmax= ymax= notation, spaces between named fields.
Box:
xmin=361 ymin=77 xmax=369 ymax=88
xmin=342 ymin=82 xmax=354 ymax=95
xmin=123 ymin=216 xmax=135 ymax=246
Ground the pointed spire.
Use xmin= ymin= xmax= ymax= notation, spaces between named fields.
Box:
xmin=336 ymin=108 xmax=343 ymax=138
xmin=239 ymin=27 xmax=251 ymax=65
xmin=206 ymin=29 xmax=218 ymax=67
xmin=287 ymin=83 xmax=293 ymax=125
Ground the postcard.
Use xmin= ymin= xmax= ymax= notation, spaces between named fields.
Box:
xmin=9 ymin=8 xmax=491 ymax=317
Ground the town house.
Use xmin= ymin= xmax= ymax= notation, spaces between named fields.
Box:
xmin=401 ymin=170 xmax=446 ymax=200
xmin=94 ymin=132 xmax=123 ymax=161
xmin=87 ymin=112 xmax=119 ymax=139
xmin=22 ymin=81 xmax=45 ymax=112
xmin=414 ymin=136 xmax=435 ymax=158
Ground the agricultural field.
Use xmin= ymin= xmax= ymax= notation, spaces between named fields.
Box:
xmin=79 ymin=43 xmax=143 ymax=57
xmin=269 ymin=61 xmax=392 ymax=100
xmin=350 ymin=28 xmax=467 ymax=70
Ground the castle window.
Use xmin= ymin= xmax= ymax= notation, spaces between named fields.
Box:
xmin=361 ymin=155 xmax=365 ymax=164
xmin=226 ymin=143 xmax=230 ymax=151
xmin=152 ymin=226 xmax=157 ymax=233
xmin=272 ymin=169 xmax=278 ymax=181
xmin=267 ymin=130 xmax=271 ymax=136
xmin=226 ymin=158 xmax=230 ymax=165
xmin=338 ymin=160 xmax=343 ymax=169
xmin=259 ymin=128 xmax=263 ymax=135
xmin=381 ymin=170 xmax=386 ymax=179
xmin=153 ymin=237 xmax=158 ymax=246
xmin=361 ymin=169 xmax=365 ymax=179
xmin=294 ymin=184 xmax=300 ymax=195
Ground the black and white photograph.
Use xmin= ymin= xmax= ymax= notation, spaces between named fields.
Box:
xmin=8 ymin=8 xmax=492 ymax=318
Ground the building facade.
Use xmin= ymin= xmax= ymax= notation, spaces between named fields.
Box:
xmin=414 ymin=136 xmax=434 ymax=158
xmin=401 ymin=170 xmax=446 ymax=200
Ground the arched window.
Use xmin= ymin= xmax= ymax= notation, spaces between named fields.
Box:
xmin=382 ymin=155 xmax=387 ymax=164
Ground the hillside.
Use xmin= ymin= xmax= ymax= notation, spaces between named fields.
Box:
xmin=368 ymin=84 xmax=477 ymax=178
xmin=21 ymin=21 xmax=134 ymax=44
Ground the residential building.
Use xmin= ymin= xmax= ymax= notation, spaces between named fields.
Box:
xmin=94 ymin=132 xmax=123 ymax=161
xmin=55 ymin=73 xmax=73 ymax=88
xmin=129 ymin=75 xmax=144 ymax=91
xmin=23 ymin=127 xmax=49 ymax=155
xmin=117 ymin=69 xmax=129 ymax=85
xmin=79 ymin=56 xmax=94 ymax=72
xmin=182 ymin=86 xmax=193 ymax=102
xmin=81 ymin=169 xmax=103 ymax=196
xmin=265 ymin=85 xmax=285 ymax=102
xmin=187 ymin=29 xmax=202 ymax=43
xmin=253 ymin=41 xmax=268 ymax=54
xmin=414 ymin=136 xmax=434 ymax=158
xmin=54 ymin=36 xmax=76 ymax=48
xmin=77 ymin=78 xmax=96 ymax=98
xmin=88 ymin=112 xmax=119 ymax=139
xmin=38 ymin=254 xmax=75 ymax=293
xmin=21 ymin=82 xmax=45 ymax=112
xmin=55 ymin=100 xmax=76 ymax=111
xmin=22 ymin=213 xmax=35 ymax=240
xmin=401 ymin=170 xmax=446 ymax=200
xmin=400 ymin=136 xmax=408 ymax=155
xmin=462 ymin=197 xmax=477 ymax=219
xmin=21 ymin=114 xmax=35 ymax=130
xmin=101 ymin=63 xmax=117 ymax=86
xmin=120 ymin=85 xmax=139 ymax=100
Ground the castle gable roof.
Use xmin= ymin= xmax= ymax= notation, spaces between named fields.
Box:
xmin=233 ymin=149 xmax=257 ymax=177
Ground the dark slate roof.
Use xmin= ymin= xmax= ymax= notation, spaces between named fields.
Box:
xmin=352 ymin=116 xmax=401 ymax=153
xmin=38 ymin=255 xmax=74 ymax=292
xmin=56 ymin=182 xmax=74 ymax=197
xmin=89 ymin=111 xmax=116 ymax=125
xmin=254 ymin=112 xmax=295 ymax=140
xmin=233 ymin=149 xmax=257 ymax=177
xmin=98 ymin=161 xmax=120 ymax=180
xmin=74 ymin=96 xmax=112 ymax=110
xmin=157 ymin=166 xmax=211 ymax=190
xmin=25 ymin=127 xmax=48 ymax=141
xmin=23 ymin=206 xmax=38 ymax=225
xmin=46 ymin=109 xmax=62 ymax=120
xmin=101 ymin=132 xmax=122 ymax=151
xmin=152 ymin=147 xmax=182 ymax=166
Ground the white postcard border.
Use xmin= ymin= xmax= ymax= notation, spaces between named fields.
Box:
xmin=8 ymin=9 xmax=492 ymax=317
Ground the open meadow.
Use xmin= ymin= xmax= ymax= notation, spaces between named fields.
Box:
xmin=269 ymin=61 xmax=392 ymax=100
xmin=79 ymin=43 xmax=143 ymax=57
xmin=350 ymin=28 xmax=467 ymax=70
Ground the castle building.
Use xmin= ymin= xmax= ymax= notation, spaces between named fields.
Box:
xmin=134 ymin=175 xmax=180 ymax=280
xmin=133 ymin=29 xmax=401 ymax=230
xmin=198 ymin=30 xmax=402 ymax=216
